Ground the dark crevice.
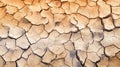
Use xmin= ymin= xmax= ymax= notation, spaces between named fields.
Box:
xmin=76 ymin=50 xmax=85 ymax=67
xmin=102 ymin=14 xmax=111 ymax=19
xmin=55 ymin=21 xmax=61 ymax=26
xmin=94 ymin=59 xmax=101 ymax=67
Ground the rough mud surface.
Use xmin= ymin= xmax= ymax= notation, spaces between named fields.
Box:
xmin=0 ymin=0 xmax=120 ymax=67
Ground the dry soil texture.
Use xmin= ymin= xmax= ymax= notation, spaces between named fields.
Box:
xmin=0 ymin=0 xmax=120 ymax=67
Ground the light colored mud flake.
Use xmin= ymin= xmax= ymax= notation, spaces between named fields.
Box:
xmin=65 ymin=51 xmax=73 ymax=67
xmin=73 ymin=57 xmax=82 ymax=67
xmin=108 ymin=57 xmax=120 ymax=67
xmin=97 ymin=56 xmax=109 ymax=67
xmin=17 ymin=58 xmax=27 ymax=67
xmin=0 ymin=57 xmax=5 ymax=67
xmin=70 ymin=31 xmax=81 ymax=42
xmin=1 ymin=0 xmax=25 ymax=9
xmin=11 ymin=48 xmax=23 ymax=61
xmin=20 ymin=6 xmax=30 ymax=15
xmin=9 ymin=26 xmax=25 ymax=39
xmin=88 ymin=18 xmax=103 ymax=32
xmin=45 ymin=22 xmax=55 ymax=33
xmin=56 ymin=33 xmax=71 ymax=43
xmin=87 ymin=52 xmax=100 ymax=62
xmin=5 ymin=38 xmax=16 ymax=50
xmin=77 ymin=50 xmax=87 ymax=64
xmin=81 ymin=28 xmax=93 ymax=43
xmin=68 ymin=0 xmax=76 ymax=2
xmin=97 ymin=47 xmax=104 ymax=57
xmin=0 ymin=7 xmax=6 ymax=19
xmin=93 ymin=32 xmax=104 ymax=41
xmin=106 ymin=0 xmax=120 ymax=6
xmin=104 ymin=30 xmax=120 ymax=48
xmin=0 ymin=46 xmax=8 ymax=56
xmin=56 ymin=50 xmax=67 ymax=59
xmin=40 ymin=0 xmax=49 ymax=9
xmin=101 ymin=31 xmax=119 ymax=47
xmin=41 ymin=9 xmax=54 ymax=32
xmin=87 ymin=41 xmax=102 ymax=52
xmin=39 ymin=30 xmax=49 ymax=38
xmin=61 ymin=2 xmax=70 ymax=14
xmin=26 ymin=25 xmax=48 ymax=44
xmin=37 ymin=63 xmax=49 ymax=67
xmin=14 ymin=6 xmax=29 ymax=21
xmin=48 ymin=0 xmax=61 ymax=8
xmin=22 ymin=48 xmax=32 ymax=59
xmin=4 ymin=62 xmax=16 ymax=67
xmin=31 ymin=39 xmax=48 ymax=56
xmin=103 ymin=17 xmax=115 ymax=30
xmin=62 ymin=2 xmax=79 ymax=14
xmin=0 ymin=15 xmax=17 ymax=28
xmin=61 ymin=0 xmax=67 ymax=2
xmin=74 ymin=38 xmax=88 ymax=51
xmin=88 ymin=0 xmax=97 ymax=6
xmin=114 ymin=19 xmax=120 ymax=27
xmin=3 ymin=47 xmax=23 ymax=61
xmin=53 ymin=24 xmax=64 ymax=33
xmin=0 ymin=24 xmax=9 ymax=38
xmin=31 ymin=62 xmax=49 ymax=67
xmin=48 ymin=30 xmax=60 ymax=41
xmin=49 ymin=44 xmax=65 ymax=55
xmin=45 ymin=0 xmax=52 ymax=3
xmin=25 ymin=12 xmax=48 ymax=25
xmin=65 ymin=51 xmax=82 ymax=67
xmin=42 ymin=50 xmax=56 ymax=63
xmin=55 ymin=16 xmax=77 ymax=33
xmin=78 ymin=5 xmax=99 ymax=18
xmin=92 ymin=0 xmax=98 ymax=2
xmin=85 ymin=59 xmax=96 ymax=67
xmin=112 ymin=14 xmax=120 ymax=19
xmin=27 ymin=54 xmax=41 ymax=66
xmin=75 ymin=0 xmax=87 ymax=6
xmin=16 ymin=35 xmax=30 ymax=49
xmin=24 ymin=0 xmax=33 ymax=5
xmin=18 ymin=18 xmax=32 ymax=31
xmin=3 ymin=14 xmax=14 ymax=21
xmin=51 ymin=59 xmax=69 ymax=67
xmin=54 ymin=14 xmax=65 ymax=23
xmin=14 ymin=12 xmax=26 ymax=21
xmin=105 ymin=45 xmax=120 ymax=57
xmin=6 ymin=5 xmax=18 ymax=14
xmin=70 ymin=2 xmax=79 ymax=13
xmin=113 ymin=28 xmax=120 ymax=39
xmin=70 ymin=14 xmax=89 ymax=29
xmin=112 ymin=7 xmax=120 ymax=14
xmin=116 ymin=52 xmax=120 ymax=59
xmin=28 ymin=3 xmax=41 ymax=12
xmin=0 ymin=2 xmax=6 ymax=7
xmin=0 ymin=39 xmax=6 ymax=46
xmin=41 ymin=9 xmax=53 ymax=23
xmin=64 ymin=41 xmax=74 ymax=51
xmin=51 ymin=7 xmax=65 ymax=14
xmin=97 ymin=0 xmax=111 ymax=18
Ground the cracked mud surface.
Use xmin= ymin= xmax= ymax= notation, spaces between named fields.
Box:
xmin=0 ymin=0 xmax=120 ymax=67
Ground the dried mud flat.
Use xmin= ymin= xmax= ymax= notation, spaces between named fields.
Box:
xmin=0 ymin=0 xmax=120 ymax=67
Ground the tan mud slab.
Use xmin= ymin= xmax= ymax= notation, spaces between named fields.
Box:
xmin=0 ymin=0 xmax=120 ymax=67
